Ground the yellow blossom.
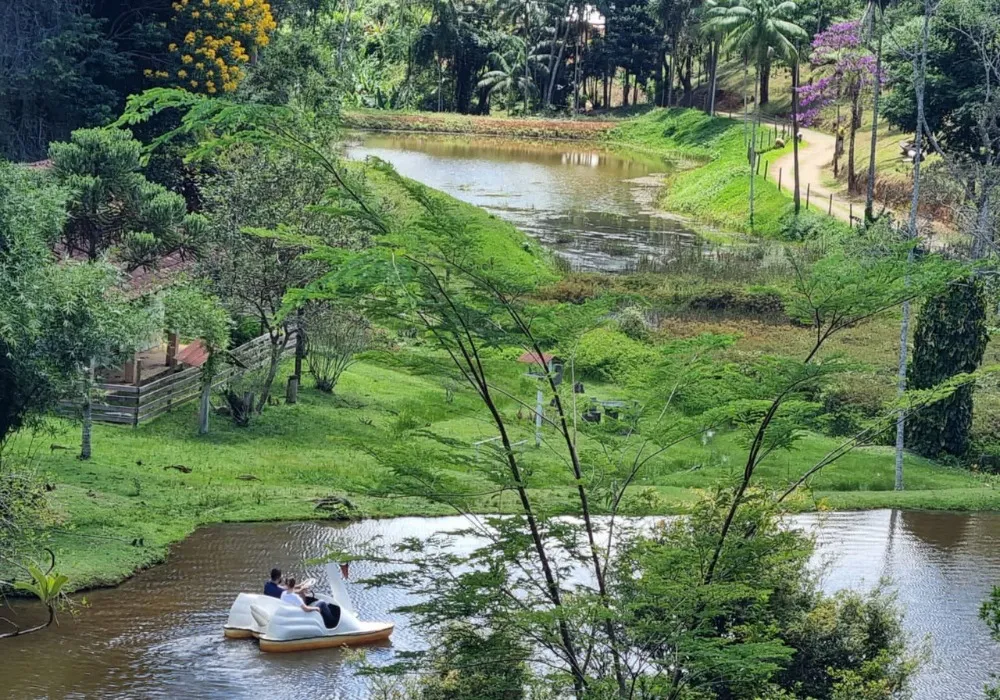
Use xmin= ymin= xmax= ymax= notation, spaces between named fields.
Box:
xmin=168 ymin=42 xmax=178 ymax=51
xmin=143 ymin=68 xmax=153 ymax=77
xmin=190 ymin=80 xmax=199 ymax=88
xmin=177 ymin=69 xmax=188 ymax=78
xmin=182 ymin=54 xmax=193 ymax=64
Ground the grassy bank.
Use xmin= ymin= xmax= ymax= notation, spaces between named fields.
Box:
xmin=607 ymin=109 xmax=846 ymax=239
xmin=344 ymin=108 xmax=617 ymax=140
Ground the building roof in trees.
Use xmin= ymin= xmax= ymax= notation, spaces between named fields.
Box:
xmin=518 ymin=351 xmax=559 ymax=367
xmin=174 ymin=339 xmax=209 ymax=368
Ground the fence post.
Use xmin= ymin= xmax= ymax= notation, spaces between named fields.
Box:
xmin=806 ymin=183 xmax=811 ymax=208
xmin=763 ymin=161 xmax=768 ymax=181
xmin=778 ymin=167 xmax=782 ymax=191
xmin=829 ymin=193 xmax=833 ymax=215
xmin=849 ymin=201 xmax=854 ymax=222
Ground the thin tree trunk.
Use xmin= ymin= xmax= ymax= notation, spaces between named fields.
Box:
xmin=80 ymin=358 xmax=95 ymax=460
xmin=896 ymin=0 xmax=932 ymax=491
xmin=708 ymin=40 xmax=719 ymax=116
xmin=865 ymin=30 xmax=883 ymax=222
xmin=793 ymin=60 xmax=801 ymax=213
xmin=622 ymin=71 xmax=630 ymax=107
xmin=749 ymin=63 xmax=760 ymax=230
xmin=847 ymin=88 xmax=863 ymax=195
xmin=198 ymin=380 xmax=211 ymax=434
xmin=743 ymin=56 xmax=749 ymax=144
xmin=545 ymin=5 xmax=572 ymax=107
xmin=336 ymin=0 xmax=356 ymax=69
xmin=524 ymin=1 xmax=531 ymax=114
xmin=256 ymin=331 xmax=292 ymax=413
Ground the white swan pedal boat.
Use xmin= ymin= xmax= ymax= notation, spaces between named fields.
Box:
xmin=223 ymin=564 xmax=394 ymax=653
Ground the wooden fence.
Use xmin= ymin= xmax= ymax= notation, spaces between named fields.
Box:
xmin=63 ymin=330 xmax=300 ymax=427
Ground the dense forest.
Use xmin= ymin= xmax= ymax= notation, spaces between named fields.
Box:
xmin=3 ymin=0 xmax=1000 ymax=698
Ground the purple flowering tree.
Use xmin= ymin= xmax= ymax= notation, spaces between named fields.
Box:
xmin=797 ymin=20 xmax=886 ymax=193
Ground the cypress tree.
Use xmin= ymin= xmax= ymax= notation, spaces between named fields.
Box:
xmin=907 ymin=278 xmax=989 ymax=458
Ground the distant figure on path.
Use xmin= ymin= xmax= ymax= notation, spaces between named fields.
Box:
xmin=264 ymin=568 xmax=284 ymax=598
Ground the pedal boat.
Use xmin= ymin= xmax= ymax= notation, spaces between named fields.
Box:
xmin=223 ymin=564 xmax=394 ymax=652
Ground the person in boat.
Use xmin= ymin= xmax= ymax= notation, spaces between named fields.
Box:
xmin=264 ymin=568 xmax=284 ymax=599
xmin=281 ymin=577 xmax=340 ymax=629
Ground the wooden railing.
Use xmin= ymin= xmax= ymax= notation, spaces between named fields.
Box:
xmin=61 ymin=330 xmax=299 ymax=427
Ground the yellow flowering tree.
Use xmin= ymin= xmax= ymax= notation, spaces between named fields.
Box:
xmin=147 ymin=0 xmax=277 ymax=95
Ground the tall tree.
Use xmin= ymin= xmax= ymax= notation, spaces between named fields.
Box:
xmin=706 ymin=0 xmax=806 ymax=229
xmin=907 ymin=279 xmax=989 ymax=458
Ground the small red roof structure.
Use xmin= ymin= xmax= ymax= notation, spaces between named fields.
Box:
xmin=517 ymin=351 xmax=556 ymax=367
xmin=174 ymin=340 xmax=209 ymax=368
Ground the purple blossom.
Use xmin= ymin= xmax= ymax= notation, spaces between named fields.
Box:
xmin=794 ymin=20 xmax=887 ymax=125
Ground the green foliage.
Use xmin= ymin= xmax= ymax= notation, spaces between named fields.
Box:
xmin=0 ymin=162 xmax=153 ymax=444
xmin=13 ymin=562 xmax=69 ymax=607
xmin=163 ymin=284 xmax=231 ymax=373
xmin=417 ymin=624 xmax=529 ymax=700
xmin=0 ymin=5 xmax=129 ymax=161
xmin=907 ymin=278 xmax=990 ymax=458
xmin=48 ymin=127 xmax=204 ymax=269
xmin=574 ymin=328 xmax=659 ymax=383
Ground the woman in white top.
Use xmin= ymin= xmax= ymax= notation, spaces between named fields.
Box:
xmin=281 ymin=577 xmax=340 ymax=628
xmin=280 ymin=578 xmax=321 ymax=613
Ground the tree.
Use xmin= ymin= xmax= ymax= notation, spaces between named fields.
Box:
xmin=705 ymin=0 xmax=806 ymax=229
xmin=48 ymin=127 xmax=206 ymax=270
xmin=907 ymin=278 xmax=989 ymax=458
xmin=199 ymin=144 xmax=351 ymax=413
xmin=148 ymin=0 xmax=277 ymax=95
xmin=163 ymin=284 xmax=231 ymax=434
xmin=883 ymin=0 xmax=1000 ymax=257
xmin=606 ymin=0 xmax=659 ymax=107
xmin=0 ymin=2 xmax=129 ymax=161
xmin=799 ymin=21 xmax=883 ymax=194
xmin=0 ymin=163 xmax=151 ymax=458
xmin=304 ymin=306 xmax=373 ymax=393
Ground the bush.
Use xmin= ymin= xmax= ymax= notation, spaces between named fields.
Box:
xmin=818 ymin=377 xmax=890 ymax=437
xmin=574 ymin=328 xmax=658 ymax=383
xmin=616 ymin=305 xmax=650 ymax=340
xmin=778 ymin=209 xmax=848 ymax=241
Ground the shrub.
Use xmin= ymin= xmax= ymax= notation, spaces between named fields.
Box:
xmin=305 ymin=307 xmax=373 ymax=393
xmin=616 ymin=305 xmax=650 ymax=340
xmin=778 ymin=209 xmax=847 ymax=241
xmin=574 ymin=328 xmax=657 ymax=383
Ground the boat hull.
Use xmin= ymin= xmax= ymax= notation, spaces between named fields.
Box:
xmin=258 ymin=624 xmax=394 ymax=653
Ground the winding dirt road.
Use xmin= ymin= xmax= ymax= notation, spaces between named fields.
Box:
xmin=769 ymin=125 xmax=856 ymax=224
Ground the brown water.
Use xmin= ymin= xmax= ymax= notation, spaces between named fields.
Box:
xmin=344 ymin=132 xmax=705 ymax=272
xmin=3 ymin=511 xmax=1000 ymax=699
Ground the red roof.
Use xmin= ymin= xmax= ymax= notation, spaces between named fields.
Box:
xmin=175 ymin=340 xmax=209 ymax=368
xmin=517 ymin=351 xmax=557 ymax=366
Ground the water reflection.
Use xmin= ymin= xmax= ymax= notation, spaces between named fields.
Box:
xmin=343 ymin=132 xmax=706 ymax=273
xmin=4 ymin=511 xmax=1000 ymax=699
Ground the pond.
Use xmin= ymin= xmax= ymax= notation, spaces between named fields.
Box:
xmin=344 ymin=131 xmax=707 ymax=273
xmin=3 ymin=511 xmax=1000 ymax=699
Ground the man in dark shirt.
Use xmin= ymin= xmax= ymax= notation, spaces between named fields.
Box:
xmin=264 ymin=568 xmax=284 ymax=598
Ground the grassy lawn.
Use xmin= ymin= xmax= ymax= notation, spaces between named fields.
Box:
xmin=27 ymin=349 xmax=999 ymax=592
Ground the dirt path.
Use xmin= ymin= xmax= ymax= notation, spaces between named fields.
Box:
xmin=769 ymin=124 xmax=857 ymax=224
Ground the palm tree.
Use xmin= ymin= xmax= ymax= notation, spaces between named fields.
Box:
xmin=477 ymin=43 xmax=546 ymax=113
xmin=705 ymin=0 xmax=806 ymax=228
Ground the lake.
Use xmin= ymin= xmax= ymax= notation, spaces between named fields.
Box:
xmin=3 ymin=511 xmax=1000 ymax=699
